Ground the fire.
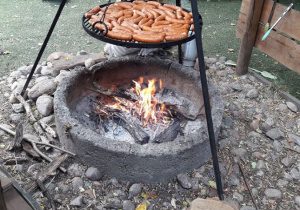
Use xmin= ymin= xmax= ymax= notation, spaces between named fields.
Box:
xmin=105 ymin=77 xmax=170 ymax=127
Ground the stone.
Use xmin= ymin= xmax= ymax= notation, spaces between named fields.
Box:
xmin=288 ymin=133 xmax=300 ymax=146
xmin=281 ymin=157 xmax=294 ymax=167
xmin=250 ymin=120 xmax=260 ymax=131
xmin=60 ymin=184 xmax=70 ymax=193
xmin=28 ymin=79 xmax=56 ymax=99
xmin=264 ymin=188 xmax=282 ymax=199
xmin=286 ymin=102 xmax=298 ymax=112
xmin=27 ymin=163 xmax=40 ymax=177
xmin=278 ymin=103 xmax=288 ymax=111
xmin=248 ymin=131 xmax=261 ymax=138
xmin=35 ymin=76 xmax=50 ymax=84
xmin=36 ymin=95 xmax=54 ymax=116
xmin=77 ymin=50 xmax=89 ymax=55
xmin=122 ymin=200 xmax=135 ymax=210
xmin=232 ymin=148 xmax=246 ymax=157
xmin=128 ymin=183 xmax=142 ymax=199
xmin=224 ymin=117 xmax=233 ymax=128
xmin=295 ymin=196 xmax=300 ymax=207
xmin=251 ymin=188 xmax=258 ymax=196
xmin=54 ymin=70 xmax=70 ymax=84
xmin=219 ymin=56 xmax=227 ymax=63
xmin=10 ymin=70 xmax=22 ymax=79
xmin=252 ymin=152 xmax=264 ymax=159
xmin=266 ymin=128 xmax=284 ymax=140
xmin=70 ymin=195 xmax=84 ymax=207
xmin=177 ymin=173 xmax=193 ymax=189
xmin=17 ymin=65 xmax=29 ymax=75
xmin=16 ymin=164 xmax=23 ymax=173
xmin=190 ymin=198 xmax=236 ymax=210
xmin=232 ymin=84 xmax=243 ymax=92
xmin=273 ymin=140 xmax=283 ymax=152
xmin=85 ymin=167 xmax=103 ymax=181
xmin=276 ymin=179 xmax=288 ymax=187
xmin=229 ymin=173 xmax=240 ymax=186
xmin=9 ymin=113 xmax=24 ymax=123
xmin=47 ymin=52 xmax=72 ymax=62
xmin=85 ymin=58 xmax=96 ymax=68
xmin=246 ymin=89 xmax=258 ymax=99
xmin=233 ymin=192 xmax=243 ymax=202
xmin=11 ymin=103 xmax=25 ymax=113
xmin=256 ymin=160 xmax=265 ymax=169
xmin=67 ymin=163 xmax=84 ymax=177
xmin=240 ymin=206 xmax=256 ymax=210
xmin=290 ymin=168 xmax=300 ymax=180
xmin=40 ymin=115 xmax=55 ymax=124
xmin=72 ymin=177 xmax=83 ymax=192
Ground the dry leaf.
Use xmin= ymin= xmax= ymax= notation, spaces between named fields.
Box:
xmin=228 ymin=49 xmax=234 ymax=52
xmin=274 ymin=61 xmax=279 ymax=65
xmin=171 ymin=198 xmax=177 ymax=209
xmin=136 ymin=203 xmax=147 ymax=210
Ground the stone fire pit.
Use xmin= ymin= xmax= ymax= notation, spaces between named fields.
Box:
xmin=54 ymin=56 xmax=224 ymax=183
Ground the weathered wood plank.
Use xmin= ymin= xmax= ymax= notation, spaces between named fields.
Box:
xmin=236 ymin=0 xmax=265 ymax=75
xmin=260 ymin=0 xmax=300 ymax=41
xmin=240 ymin=0 xmax=251 ymax=15
xmin=236 ymin=12 xmax=246 ymax=39
xmin=254 ymin=25 xmax=300 ymax=75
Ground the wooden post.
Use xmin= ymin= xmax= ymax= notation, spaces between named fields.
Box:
xmin=236 ymin=0 xmax=265 ymax=75
xmin=0 ymin=180 xmax=7 ymax=210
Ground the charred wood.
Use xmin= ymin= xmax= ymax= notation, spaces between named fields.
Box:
xmin=153 ymin=119 xmax=182 ymax=143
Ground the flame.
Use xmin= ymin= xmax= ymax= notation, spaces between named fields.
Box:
xmin=105 ymin=77 xmax=170 ymax=127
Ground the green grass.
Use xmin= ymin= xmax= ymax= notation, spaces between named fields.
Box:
xmin=0 ymin=0 xmax=299 ymax=98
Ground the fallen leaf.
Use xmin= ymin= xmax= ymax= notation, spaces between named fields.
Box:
xmin=0 ymin=144 xmax=5 ymax=148
xmin=141 ymin=192 xmax=158 ymax=199
xmin=136 ymin=203 xmax=147 ymax=210
xmin=274 ymin=61 xmax=279 ymax=65
xmin=183 ymin=201 xmax=189 ymax=207
xmin=287 ymin=138 xmax=293 ymax=143
xmin=3 ymin=51 xmax=11 ymax=55
xmin=171 ymin=198 xmax=177 ymax=209
xmin=260 ymin=71 xmax=277 ymax=80
xmin=209 ymin=180 xmax=217 ymax=189
xmin=251 ymin=162 xmax=257 ymax=169
xmin=228 ymin=48 xmax=234 ymax=52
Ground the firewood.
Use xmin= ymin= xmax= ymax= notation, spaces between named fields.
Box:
xmin=3 ymin=157 xmax=28 ymax=165
xmin=153 ymin=119 xmax=182 ymax=143
xmin=7 ymin=123 xmax=23 ymax=151
xmin=114 ymin=112 xmax=150 ymax=145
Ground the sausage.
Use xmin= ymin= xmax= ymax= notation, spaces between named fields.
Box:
xmin=165 ymin=15 xmax=191 ymax=24
xmin=165 ymin=33 xmax=188 ymax=41
xmin=128 ymin=16 xmax=143 ymax=24
xmin=118 ymin=14 xmax=132 ymax=24
xmin=163 ymin=4 xmax=182 ymax=11
xmin=138 ymin=18 xmax=150 ymax=26
xmin=93 ymin=22 xmax=112 ymax=31
xmin=133 ymin=34 xmax=164 ymax=43
xmin=89 ymin=5 xmax=101 ymax=14
xmin=124 ymin=12 xmax=139 ymax=21
xmin=121 ymin=21 xmax=140 ymax=30
xmin=181 ymin=10 xmax=192 ymax=20
xmin=158 ymin=5 xmax=175 ymax=12
xmin=165 ymin=10 xmax=176 ymax=19
xmin=134 ymin=9 xmax=147 ymax=18
xmin=145 ymin=11 xmax=154 ymax=19
xmin=141 ymin=19 xmax=154 ymax=27
xmin=114 ymin=2 xmax=133 ymax=9
xmin=112 ymin=25 xmax=133 ymax=33
xmin=134 ymin=30 xmax=166 ymax=38
xmin=176 ymin=9 xmax=183 ymax=19
xmin=148 ymin=9 xmax=159 ymax=19
xmin=106 ymin=30 xmax=132 ymax=41
xmin=153 ymin=8 xmax=167 ymax=16
xmin=152 ymin=20 xmax=171 ymax=27
xmin=110 ymin=10 xmax=124 ymax=19
xmin=133 ymin=1 xmax=147 ymax=5
xmin=123 ymin=10 xmax=133 ymax=16
xmin=140 ymin=25 xmax=164 ymax=32
xmin=111 ymin=20 xmax=121 ymax=28
xmin=165 ymin=30 xmax=188 ymax=36
xmin=154 ymin=15 xmax=166 ymax=22
xmin=146 ymin=1 xmax=161 ymax=7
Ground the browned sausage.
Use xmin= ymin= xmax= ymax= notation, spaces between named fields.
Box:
xmin=165 ymin=32 xmax=188 ymax=41
xmin=128 ymin=16 xmax=143 ymax=24
xmin=134 ymin=9 xmax=147 ymax=18
xmin=152 ymin=20 xmax=171 ymax=27
xmin=133 ymin=34 xmax=164 ymax=43
xmin=106 ymin=30 xmax=132 ymax=41
xmin=165 ymin=10 xmax=176 ymax=19
xmin=140 ymin=25 xmax=164 ymax=32
xmin=118 ymin=14 xmax=132 ymax=24
xmin=121 ymin=21 xmax=140 ymax=30
xmin=110 ymin=10 xmax=124 ymax=19
xmin=158 ymin=5 xmax=175 ymax=12
xmin=153 ymin=8 xmax=167 ymax=16
xmin=146 ymin=1 xmax=161 ymax=7
xmin=163 ymin=4 xmax=182 ymax=11
xmin=165 ymin=15 xmax=191 ymax=24
xmin=154 ymin=15 xmax=166 ymax=22
xmin=114 ymin=2 xmax=133 ymax=9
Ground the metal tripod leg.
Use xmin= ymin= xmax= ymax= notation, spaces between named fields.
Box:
xmin=190 ymin=0 xmax=224 ymax=200
xmin=21 ymin=0 xmax=67 ymax=97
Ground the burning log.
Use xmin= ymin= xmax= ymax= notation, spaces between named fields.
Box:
xmin=152 ymin=119 xmax=182 ymax=144
xmin=113 ymin=112 xmax=150 ymax=145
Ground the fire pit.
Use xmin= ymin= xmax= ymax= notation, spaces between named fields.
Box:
xmin=54 ymin=56 xmax=224 ymax=183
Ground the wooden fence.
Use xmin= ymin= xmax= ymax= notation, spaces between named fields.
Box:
xmin=236 ymin=0 xmax=300 ymax=75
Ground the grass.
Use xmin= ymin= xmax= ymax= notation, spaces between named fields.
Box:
xmin=0 ymin=0 xmax=299 ymax=98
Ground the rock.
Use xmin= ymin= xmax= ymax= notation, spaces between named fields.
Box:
xmin=266 ymin=128 xmax=284 ymax=140
xmin=229 ymin=173 xmax=240 ymax=186
xmin=9 ymin=113 xmax=24 ymax=123
xmin=47 ymin=52 xmax=72 ymax=62
xmin=288 ymin=133 xmax=300 ymax=146
xmin=16 ymin=164 xmax=23 ymax=173
xmin=85 ymin=167 xmax=103 ymax=181
xmin=250 ymin=120 xmax=260 ymax=131
xmin=28 ymin=79 xmax=56 ymax=99
xmin=246 ymin=89 xmax=258 ymax=99
xmin=232 ymin=84 xmax=243 ymax=92
xmin=295 ymin=196 xmax=300 ymax=207
xmin=77 ymin=50 xmax=89 ymax=55
xmin=10 ymin=71 xmax=22 ymax=79
xmin=85 ymin=58 xmax=96 ymax=68
xmin=17 ymin=65 xmax=29 ymax=75
xmin=276 ymin=179 xmax=288 ymax=187
xmin=177 ymin=173 xmax=192 ymax=189
xmin=40 ymin=115 xmax=55 ymax=124
xmin=281 ymin=157 xmax=294 ymax=167
xmin=27 ymin=163 xmax=40 ymax=177
xmin=216 ymin=70 xmax=227 ymax=77
xmin=72 ymin=177 xmax=83 ymax=192
xmin=240 ymin=206 xmax=256 ymax=210
xmin=105 ymin=199 xmax=122 ymax=209
xmin=70 ymin=195 xmax=84 ymax=207
xmin=219 ymin=56 xmax=227 ymax=63
xmin=11 ymin=103 xmax=25 ymax=113
xmin=35 ymin=76 xmax=50 ymax=84
xmin=278 ymin=103 xmax=287 ymax=111
xmin=264 ymin=188 xmax=282 ymax=199
xmin=67 ymin=163 xmax=84 ymax=177
xmin=251 ymin=188 xmax=258 ymax=196
xmin=272 ymin=140 xmax=283 ymax=152
xmin=233 ymin=192 xmax=243 ymax=202
xmin=286 ymin=102 xmax=298 ymax=112
xmin=190 ymin=198 xmax=236 ymax=210
xmin=122 ymin=200 xmax=135 ymax=210
xmin=290 ymin=168 xmax=300 ymax=180
xmin=54 ymin=70 xmax=70 ymax=84
xmin=128 ymin=183 xmax=142 ymax=199
xmin=252 ymin=151 xmax=264 ymax=159
xmin=223 ymin=117 xmax=233 ymax=128
xmin=36 ymin=95 xmax=54 ymax=116
xmin=232 ymin=148 xmax=246 ymax=157
xmin=256 ymin=160 xmax=265 ymax=169
xmin=249 ymin=131 xmax=261 ymax=138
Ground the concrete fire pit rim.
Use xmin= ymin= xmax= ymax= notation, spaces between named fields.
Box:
xmin=54 ymin=56 xmax=224 ymax=157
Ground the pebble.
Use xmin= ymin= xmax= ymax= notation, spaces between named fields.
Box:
xmin=246 ymin=89 xmax=258 ymax=99
xmin=67 ymin=163 xmax=84 ymax=177
xmin=229 ymin=173 xmax=240 ymax=186
xmin=27 ymin=79 xmax=56 ymax=99
xmin=128 ymin=183 xmax=142 ymax=199
xmin=9 ymin=113 xmax=24 ymax=123
xmin=266 ymin=128 xmax=284 ymax=140
xmin=240 ymin=206 xmax=256 ymax=210
xmin=264 ymin=188 xmax=282 ymax=199
xmin=85 ymin=167 xmax=103 ymax=181
xmin=286 ymin=101 xmax=298 ymax=112
xmin=122 ymin=200 xmax=135 ymax=210
xmin=276 ymin=179 xmax=288 ymax=187
xmin=288 ymin=133 xmax=300 ymax=146
xmin=219 ymin=56 xmax=226 ymax=63
xmin=70 ymin=195 xmax=84 ymax=207
xmin=177 ymin=173 xmax=193 ymax=189
xmin=85 ymin=58 xmax=96 ymax=69
xmin=233 ymin=192 xmax=243 ymax=202
xmin=290 ymin=168 xmax=300 ymax=180
xmin=278 ymin=103 xmax=288 ymax=111
xmin=281 ymin=157 xmax=294 ymax=167
xmin=11 ymin=103 xmax=25 ymax=113
xmin=295 ymin=196 xmax=300 ymax=207
xmin=232 ymin=148 xmax=247 ymax=157
xmin=256 ymin=160 xmax=265 ymax=169
xmin=273 ymin=140 xmax=283 ymax=152
xmin=72 ymin=177 xmax=83 ymax=192
xmin=36 ymin=95 xmax=54 ymax=116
